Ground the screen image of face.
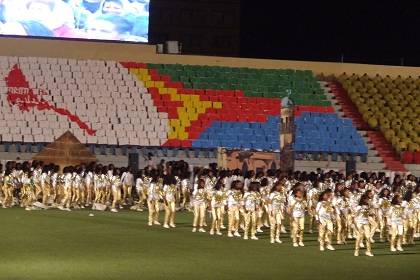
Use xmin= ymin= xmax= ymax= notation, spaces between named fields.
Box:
xmin=0 ymin=0 xmax=149 ymax=42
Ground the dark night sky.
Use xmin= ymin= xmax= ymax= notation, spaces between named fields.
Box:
xmin=240 ymin=1 xmax=420 ymax=66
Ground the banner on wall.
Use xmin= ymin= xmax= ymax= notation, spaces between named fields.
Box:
xmin=0 ymin=0 xmax=149 ymax=43
xmin=217 ymin=148 xmax=279 ymax=174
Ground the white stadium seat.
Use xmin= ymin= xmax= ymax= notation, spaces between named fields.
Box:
xmin=127 ymin=131 xmax=137 ymax=138
xmin=87 ymin=135 xmax=97 ymax=144
xmin=119 ymin=137 xmax=129 ymax=145
xmin=59 ymin=122 xmax=70 ymax=129
xmin=116 ymin=130 xmax=126 ymax=137
xmin=108 ymin=137 xmax=118 ymax=145
xmin=32 ymin=128 xmax=43 ymax=135
xmin=129 ymin=138 xmax=140 ymax=146
xmin=24 ymin=135 xmax=34 ymax=142
xmin=2 ymin=134 xmax=12 ymax=142
xmin=21 ymin=127 xmax=31 ymax=135
xmin=98 ymin=136 xmax=107 ymax=144
xmin=137 ymin=131 xmax=147 ymax=138
xmin=49 ymin=122 xmax=59 ymax=129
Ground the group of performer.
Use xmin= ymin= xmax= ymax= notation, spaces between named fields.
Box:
xmin=1 ymin=159 xmax=420 ymax=257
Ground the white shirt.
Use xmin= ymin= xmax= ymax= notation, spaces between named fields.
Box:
xmin=389 ymin=205 xmax=404 ymax=225
xmin=33 ymin=168 xmax=42 ymax=183
xmin=315 ymin=201 xmax=334 ymax=221
xmin=227 ymin=189 xmax=243 ymax=207
xmin=192 ymin=188 xmax=208 ymax=205
xmin=85 ymin=171 xmax=93 ymax=185
xmin=290 ymin=197 xmax=307 ymax=218
xmin=148 ymin=183 xmax=161 ymax=201
xmin=136 ymin=178 xmax=145 ymax=191
xmin=378 ymin=197 xmax=392 ymax=215
xmin=211 ymin=190 xmax=226 ymax=208
xmin=163 ymin=184 xmax=177 ymax=202
xmin=121 ymin=172 xmax=134 ymax=186
xmin=205 ymin=176 xmax=217 ymax=191
xmin=268 ymin=191 xmax=286 ymax=211
xmin=110 ymin=175 xmax=122 ymax=190
xmin=94 ymin=174 xmax=103 ymax=189
xmin=354 ymin=205 xmax=371 ymax=225
xmin=64 ymin=173 xmax=73 ymax=188
xmin=181 ymin=179 xmax=190 ymax=190
xmin=243 ymin=191 xmax=261 ymax=211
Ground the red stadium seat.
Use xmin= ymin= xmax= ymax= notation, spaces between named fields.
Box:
xmin=413 ymin=151 xmax=420 ymax=164
xmin=148 ymin=69 xmax=158 ymax=75
xmin=171 ymin=139 xmax=181 ymax=147
xmin=181 ymin=140 xmax=192 ymax=147
xmin=210 ymin=96 xmax=219 ymax=102
xmin=237 ymin=114 xmax=248 ymax=122
xmin=161 ymin=94 xmax=171 ymax=101
xmin=218 ymin=114 xmax=229 ymax=121
xmin=149 ymin=87 xmax=159 ymax=94
xmin=206 ymin=89 xmax=215 ymax=96
xmin=207 ymin=108 xmax=217 ymax=114
xmin=402 ymin=151 xmax=413 ymax=164
xmin=218 ymin=96 xmax=228 ymax=102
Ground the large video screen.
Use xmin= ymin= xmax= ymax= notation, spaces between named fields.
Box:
xmin=0 ymin=0 xmax=149 ymax=43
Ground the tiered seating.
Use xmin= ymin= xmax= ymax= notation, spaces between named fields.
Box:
xmin=0 ymin=56 xmax=367 ymax=159
xmin=0 ymin=56 xmax=169 ymax=151
xmin=144 ymin=63 xmax=331 ymax=106
xmin=122 ymin=61 xmax=367 ymax=158
xmin=295 ymin=112 xmax=367 ymax=154
xmin=338 ymin=73 xmax=420 ymax=155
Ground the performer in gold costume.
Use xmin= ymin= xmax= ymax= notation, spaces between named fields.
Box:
xmin=32 ymin=162 xmax=43 ymax=203
xmin=315 ymin=189 xmax=335 ymax=251
xmin=192 ymin=179 xmax=208 ymax=233
xmin=180 ymin=172 xmax=191 ymax=209
xmin=110 ymin=168 xmax=123 ymax=212
xmin=243 ymin=182 xmax=262 ymax=240
xmin=334 ymin=187 xmax=351 ymax=244
xmin=378 ymin=188 xmax=392 ymax=242
xmin=22 ymin=171 xmax=36 ymax=210
xmin=51 ymin=165 xmax=61 ymax=204
xmin=58 ymin=166 xmax=73 ymax=211
xmin=209 ymin=181 xmax=225 ymax=235
xmin=84 ymin=166 xmax=94 ymax=207
xmin=121 ymin=167 xmax=134 ymax=205
xmin=308 ymin=181 xmax=321 ymax=234
xmin=40 ymin=166 xmax=51 ymax=206
xmin=226 ymin=180 xmax=244 ymax=238
xmin=353 ymin=194 xmax=374 ymax=257
xmin=163 ymin=175 xmax=178 ymax=228
xmin=388 ymin=195 xmax=404 ymax=252
xmin=413 ymin=186 xmax=420 ymax=238
xmin=147 ymin=175 xmax=162 ymax=226
xmin=93 ymin=167 xmax=104 ymax=207
xmin=134 ymin=170 xmax=147 ymax=211
xmin=402 ymin=191 xmax=415 ymax=245
xmin=2 ymin=170 xmax=14 ymax=208
xmin=290 ymin=187 xmax=307 ymax=247
xmin=388 ymin=195 xmax=405 ymax=252
xmin=268 ymin=181 xmax=286 ymax=244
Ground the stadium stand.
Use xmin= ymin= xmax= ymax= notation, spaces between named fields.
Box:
xmin=332 ymin=73 xmax=420 ymax=170
xmin=1 ymin=57 xmax=369 ymax=166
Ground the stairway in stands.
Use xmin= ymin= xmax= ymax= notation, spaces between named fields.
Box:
xmin=327 ymin=82 xmax=370 ymax=130
xmin=327 ymin=81 xmax=407 ymax=172
xmin=366 ymin=131 xmax=407 ymax=172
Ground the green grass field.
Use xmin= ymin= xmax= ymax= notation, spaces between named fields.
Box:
xmin=1 ymin=207 xmax=418 ymax=280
